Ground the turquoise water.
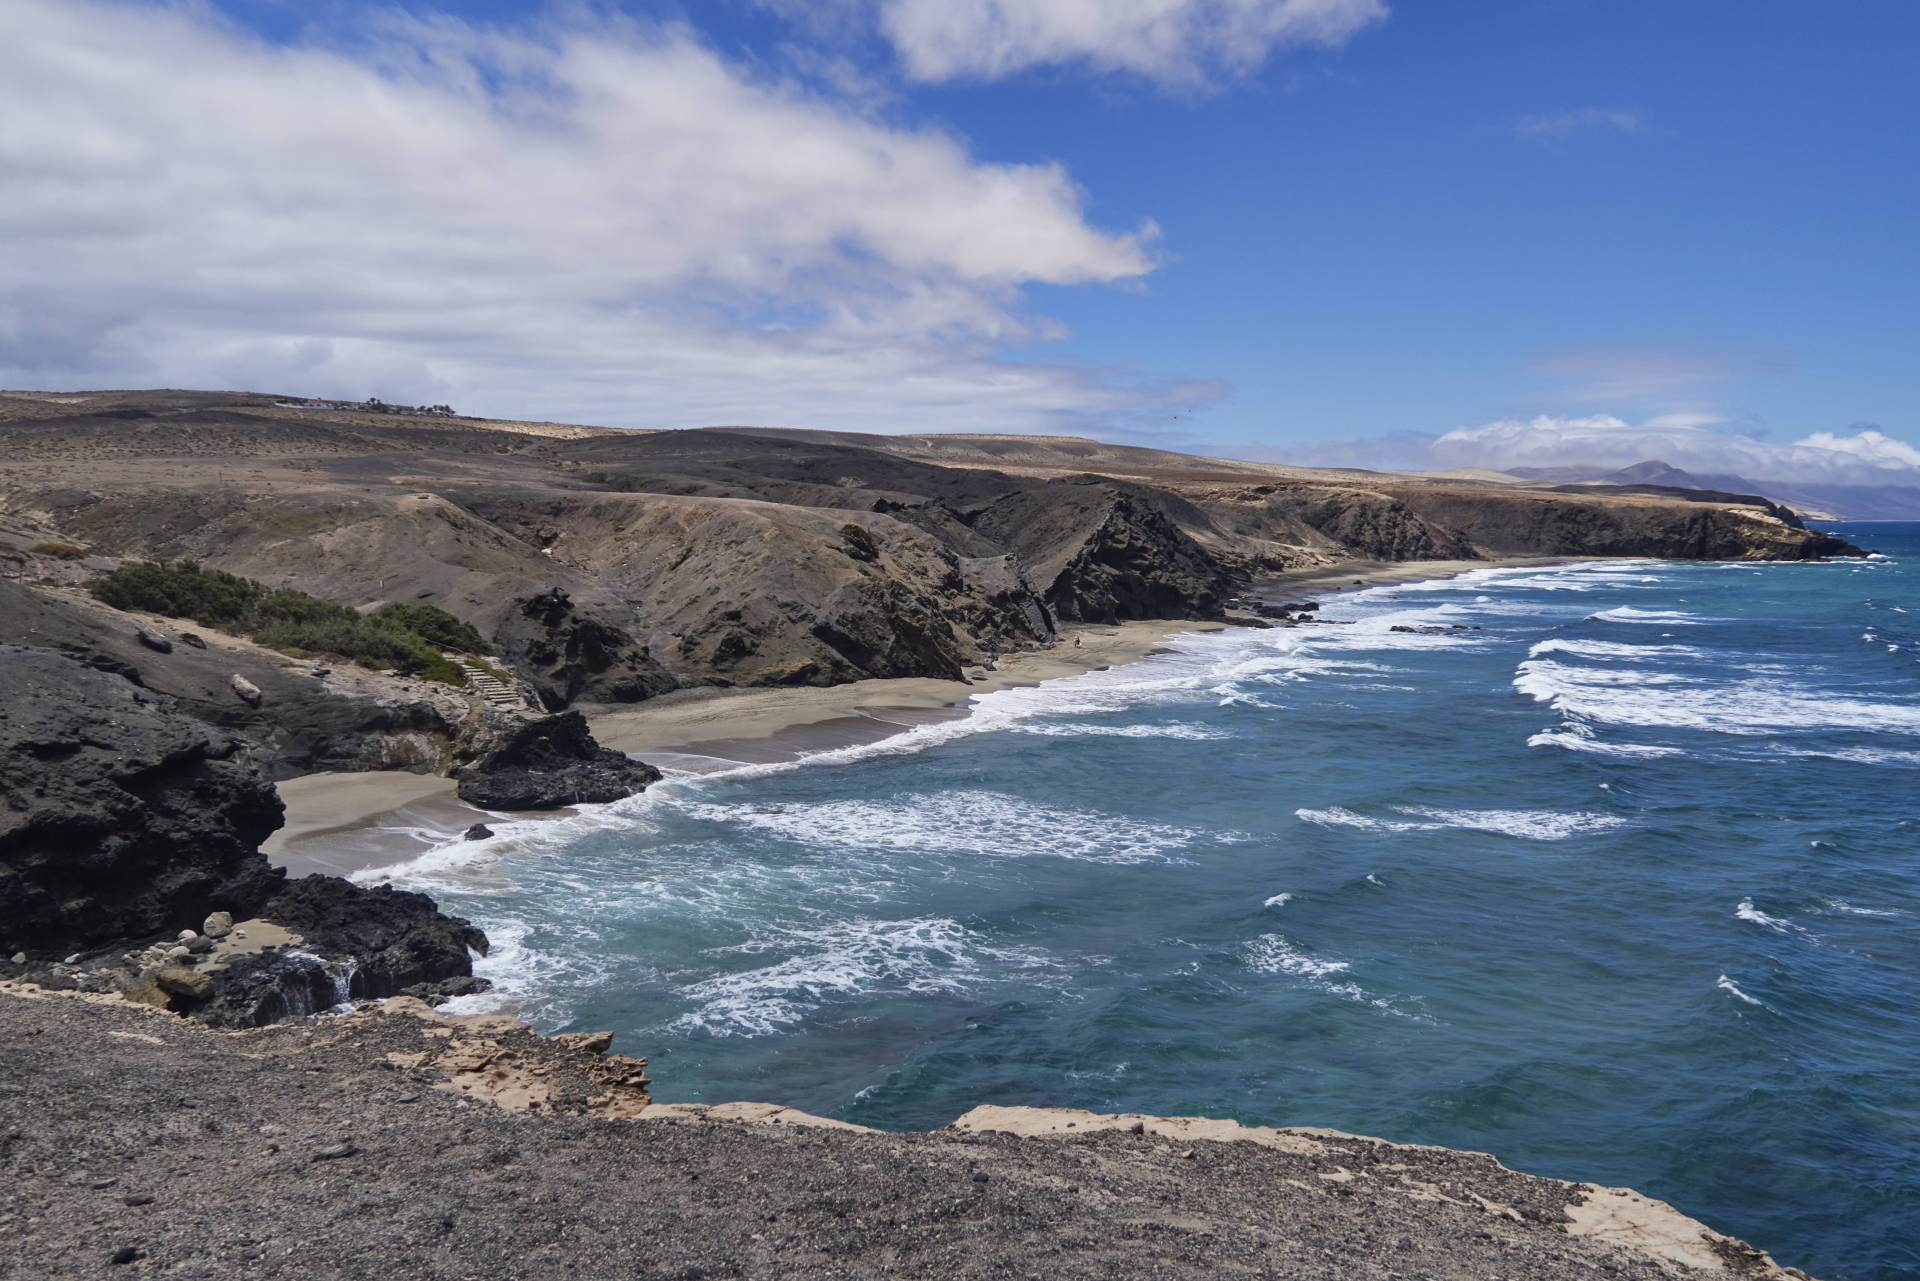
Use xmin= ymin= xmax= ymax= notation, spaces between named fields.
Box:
xmin=379 ymin=523 xmax=1919 ymax=1281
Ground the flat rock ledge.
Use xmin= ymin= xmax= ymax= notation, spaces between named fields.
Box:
xmin=0 ymin=985 xmax=1812 ymax=1281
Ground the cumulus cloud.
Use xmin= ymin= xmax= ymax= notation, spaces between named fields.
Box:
xmin=875 ymin=0 xmax=1389 ymax=87
xmin=1432 ymin=414 xmax=1920 ymax=486
xmin=1515 ymin=108 xmax=1645 ymax=141
xmin=0 ymin=0 xmax=1202 ymax=431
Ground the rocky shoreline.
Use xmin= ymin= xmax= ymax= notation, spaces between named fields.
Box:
xmin=0 ymin=643 xmax=492 ymax=1026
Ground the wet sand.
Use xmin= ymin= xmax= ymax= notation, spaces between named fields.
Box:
xmin=265 ymin=555 xmax=1572 ymax=878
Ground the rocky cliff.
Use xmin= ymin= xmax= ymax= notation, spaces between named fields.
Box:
xmin=0 ymin=645 xmax=285 ymax=952
xmin=0 ymin=645 xmax=486 ymax=1023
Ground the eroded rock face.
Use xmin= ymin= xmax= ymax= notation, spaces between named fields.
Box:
xmin=0 ymin=578 xmax=468 ymax=780
xmin=0 ymin=646 xmax=286 ymax=954
xmin=492 ymin=587 xmax=677 ymax=710
xmin=454 ymin=710 xmax=661 ymax=811
xmin=971 ymin=481 xmax=1232 ymax=624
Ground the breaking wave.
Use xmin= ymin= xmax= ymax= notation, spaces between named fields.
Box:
xmin=1295 ymin=805 xmax=1630 ymax=840
xmin=682 ymin=790 xmax=1223 ymax=865
xmin=671 ymin=917 xmax=1063 ymax=1038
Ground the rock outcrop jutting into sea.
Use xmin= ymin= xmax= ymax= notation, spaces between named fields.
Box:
xmin=0 ymin=644 xmax=487 ymax=1024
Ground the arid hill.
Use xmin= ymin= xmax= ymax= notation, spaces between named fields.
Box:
xmin=0 ymin=388 xmax=1856 ymax=718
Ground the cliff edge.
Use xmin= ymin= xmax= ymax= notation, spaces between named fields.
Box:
xmin=0 ymin=986 xmax=1815 ymax=1280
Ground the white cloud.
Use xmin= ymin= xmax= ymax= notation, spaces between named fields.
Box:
xmin=0 ymin=0 xmax=1203 ymax=432
xmin=1795 ymin=430 xmax=1920 ymax=469
xmin=1432 ymin=414 xmax=1920 ymax=486
xmin=876 ymin=0 xmax=1388 ymax=88
xmin=1515 ymin=108 xmax=1645 ymax=141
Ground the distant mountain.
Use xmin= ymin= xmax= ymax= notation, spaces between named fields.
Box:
xmin=1510 ymin=459 xmax=1718 ymax=489
xmin=1506 ymin=459 xmax=1920 ymax=522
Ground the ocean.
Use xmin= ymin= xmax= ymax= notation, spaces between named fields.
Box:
xmin=373 ymin=522 xmax=1919 ymax=1281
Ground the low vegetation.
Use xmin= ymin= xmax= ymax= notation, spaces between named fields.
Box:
xmin=29 ymin=542 xmax=88 ymax=560
xmin=90 ymin=560 xmax=488 ymax=681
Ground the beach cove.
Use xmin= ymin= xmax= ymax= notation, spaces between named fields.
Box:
xmin=265 ymin=535 xmax=1920 ymax=1281
xmin=265 ymin=557 xmax=1531 ymax=876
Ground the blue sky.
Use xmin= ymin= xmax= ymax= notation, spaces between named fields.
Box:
xmin=4 ymin=0 xmax=1916 ymax=481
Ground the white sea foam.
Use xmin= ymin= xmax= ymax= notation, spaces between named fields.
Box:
xmin=1526 ymin=724 xmax=1685 ymax=758
xmin=1735 ymin=897 xmax=1811 ymax=937
xmin=1716 ymin=974 xmax=1763 ymax=1006
xmin=1263 ymin=892 xmax=1293 ymax=908
xmin=1295 ymin=805 xmax=1629 ymax=840
xmin=1772 ymin=745 xmax=1920 ymax=768
xmin=669 ymin=916 xmax=1059 ymax=1037
xmin=680 ymin=790 xmax=1221 ymax=865
xmin=1526 ymin=637 xmax=1708 ymax=661
xmin=1243 ymin=933 xmax=1352 ymax=983
xmin=1011 ymin=722 xmax=1234 ymax=740
xmin=1590 ymin=606 xmax=1704 ymax=625
xmin=441 ymin=916 xmax=620 ymax=1028
xmin=1820 ymin=897 xmax=1908 ymax=919
xmin=1240 ymin=934 xmax=1416 ymax=1017
xmin=1513 ymin=659 xmax=1920 ymax=737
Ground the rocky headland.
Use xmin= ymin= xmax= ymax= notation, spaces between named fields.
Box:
xmin=0 ymin=643 xmax=487 ymax=1026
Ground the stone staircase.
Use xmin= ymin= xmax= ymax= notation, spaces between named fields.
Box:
xmin=455 ymin=659 xmax=538 ymax=714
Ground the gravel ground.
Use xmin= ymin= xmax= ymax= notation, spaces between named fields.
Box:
xmin=0 ymin=987 xmax=1805 ymax=1280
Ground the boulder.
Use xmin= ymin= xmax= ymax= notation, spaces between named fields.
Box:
xmin=153 ymin=968 xmax=213 ymax=1002
xmin=454 ymin=711 xmax=660 ymax=811
xmin=202 ymin=911 xmax=234 ymax=938
xmin=263 ymin=876 xmax=487 ymax=993
xmin=190 ymin=876 xmax=490 ymax=1028
xmin=0 ymin=646 xmax=286 ymax=954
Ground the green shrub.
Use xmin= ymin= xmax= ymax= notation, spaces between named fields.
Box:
xmin=371 ymin=602 xmax=489 ymax=655
xmin=90 ymin=559 xmax=262 ymax=627
xmin=89 ymin=560 xmax=490 ymax=677
xmin=416 ymin=655 xmax=467 ymax=687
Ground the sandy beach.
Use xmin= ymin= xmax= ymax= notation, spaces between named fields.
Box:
xmin=262 ymin=556 xmax=1567 ymax=877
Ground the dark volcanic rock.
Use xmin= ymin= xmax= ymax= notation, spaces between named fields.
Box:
xmin=455 ymin=710 xmax=661 ymax=810
xmin=1386 ymin=489 xmax=1865 ymax=561
xmin=0 ymin=578 xmax=466 ymax=780
xmin=263 ymin=875 xmax=487 ymax=982
xmin=971 ymin=480 xmax=1232 ymax=624
xmin=192 ymin=877 xmax=490 ymax=1027
xmin=1286 ymin=489 xmax=1478 ymax=561
xmin=0 ymin=645 xmax=286 ymax=955
xmin=492 ymin=587 xmax=677 ymax=710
